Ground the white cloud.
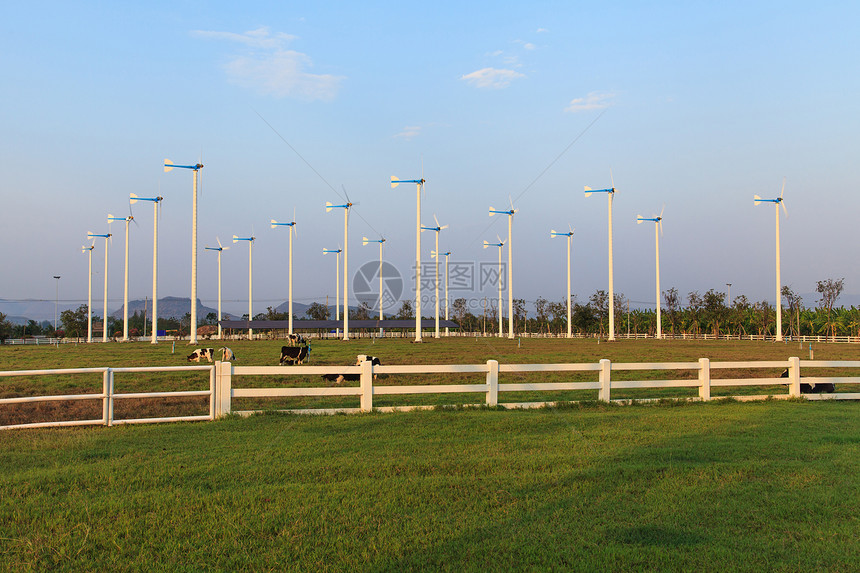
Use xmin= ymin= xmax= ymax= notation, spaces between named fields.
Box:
xmin=191 ymin=27 xmax=296 ymax=49
xmin=565 ymin=91 xmax=615 ymax=113
xmin=193 ymin=27 xmax=343 ymax=101
xmin=461 ymin=67 xmax=525 ymax=89
xmin=394 ymin=126 xmax=422 ymax=140
xmin=536 ymin=28 xmax=549 ymax=33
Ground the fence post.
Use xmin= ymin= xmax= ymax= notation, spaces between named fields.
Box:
xmin=698 ymin=358 xmax=710 ymax=401
xmin=598 ymin=359 xmax=611 ymax=402
xmin=788 ymin=356 xmax=801 ymax=397
xmin=216 ymin=361 xmax=232 ymax=417
xmin=103 ymin=368 xmax=113 ymax=426
xmin=209 ymin=364 xmax=216 ymax=420
xmin=360 ymin=359 xmax=373 ymax=412
xmin=486 ymin=360 xmax=499 ymax=406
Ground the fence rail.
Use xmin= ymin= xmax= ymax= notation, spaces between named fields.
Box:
xmin=2 ymin=358 xmax=858 ymax=430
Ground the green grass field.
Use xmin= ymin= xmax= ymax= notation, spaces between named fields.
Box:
xmin=1 ymin=339 xmax=860 ymax=570
xmin=1 ymin=399 xmax=858 ymax=571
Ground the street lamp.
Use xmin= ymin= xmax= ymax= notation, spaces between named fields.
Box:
xmin=53 ymin=275 xmax=61 ymax=333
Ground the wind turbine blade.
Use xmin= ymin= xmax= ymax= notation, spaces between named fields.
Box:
xmin=660 ymin=204 xmax=665 ymax=219
xmin=659 ymin=219 xmax=664 ymax=236
xmin=780 ymin=176 xmax=786 ymax=200
xmin=569 ymin=224 xmax=574 ymax=234
xmin=782 ymin=200 xmax=788 ymax=218
xmin=217 ymin=236 xmax=223 ymax=249
xmin=163 ymin=159 xmax=174 ymax=173
xmin=434 ymin=213 xmax=440 ymax=228
xmin=292 ymin=222 xmax=298 ymax=238
xmin=390 ymin=176 xmax=399 ymax=189
xmin=610 ymin=168 xmax=615 ymax=190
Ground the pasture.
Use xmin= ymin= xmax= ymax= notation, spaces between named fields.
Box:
xmin=2 ymin=337 xmax=860 ymax=425
xmin=1 ymin=398 xmax=858 ymax=571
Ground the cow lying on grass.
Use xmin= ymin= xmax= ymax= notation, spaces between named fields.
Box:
xmin=187 ymin=348 xmax=214 ymax=362
xmin=279 ymin=345 xmax=310 ymax=365
xmin=780 ymin=369 xmax=836 ymax=393
xmin=321 ymin=355 xmax=382 ymax=383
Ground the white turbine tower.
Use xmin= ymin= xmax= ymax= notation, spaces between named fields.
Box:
xmin=232 ymin=234 xmax=255 ymax=339
xmin=585 ymin=176 xmax=617 ymax=341
xmin=422 ymin=215 xmax=448 ymax=338
xmin=550 ymin=226 xmax=575 ymax=338
xmin=164 ymin=158 xmax=203 ymax=344
xmin=483 ymin=237 xmax=505 ymax=337
xmin=490 ymin=201 xmax=517 ymax=339
xmin=391 ymin=175 xmax=426 ymax=342
xmin=204 ymin=238 xmax=229 ymax=339
xmin=362 ymin=236 xmax=386 ymax=326
xmin=637 ymin=208 xmax=665 ymax=340
xmin=82 ymin=242 xmax=95 ymax=342
xmin=130 ymin=193 xmax=162 ymax=344
xmin=107 ymin=212 xmax=133 ymax=341
xmin=271 ymin=215 xmax=298 ymax=335
xmin=755 ymin=178 xmax=788 ymax=342
xmin=87 ymin=231 xmax=111 ymax=342
xmin=323 ymin=248 xmax=342 ymax=334
xmin=326 ymin=201 xmax=352 ymax=340
xmin=433 ymin=250 xmax=452 ymax=336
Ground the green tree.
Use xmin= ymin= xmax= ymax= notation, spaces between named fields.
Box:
xmin=305 ymin=302 xmax=331 ymax=321
xmin=60 ymin=305 xmax=89 ymax=339
xmin=0 ymin=312 xmax=12 ymax=342
xmin=663 ymin=287 xmax=680 ymax=336
xmin=816 ymin=278 xmax=844 ymax=339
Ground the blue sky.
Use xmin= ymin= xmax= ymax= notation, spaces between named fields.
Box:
xmin=2 ymin=1 xmax=859 ymax=318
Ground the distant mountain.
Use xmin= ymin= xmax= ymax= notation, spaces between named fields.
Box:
xmin=111 ymin=297 xmax=219 ymax=321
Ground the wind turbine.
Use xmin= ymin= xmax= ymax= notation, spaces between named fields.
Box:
xmin=422 ymin=215 xmax=449 ymax=338
xmin=637 ymin=207 xmax=664 ymax=340
xmin=87 ymin=231 xmax=111 ymax=342
xmin=107 ymin=212 xmax=134 ymax=341
xmin=490 ymin=201 xmax=517 ymax=339
xmin=232 ymin=234 xmax=255 ymax=339
xmin=550 ymin=226 xmax=575 ymax=338
xmin=755 ymin=177 xmax=788 ymax=342
xmin=391 ymin=175 xmax=426 ymax=342
xmin=585 ymin=175 xmax=617 ymax=341
xmin=130 ymin=193 xmax=162 ymax=344
xmin=483 ymin=237 xmax=505 ymax=337
xmin=164 ymin=158 xmax=203 ymax=344
xmin=82 ymin=242 xmax=95 ymax=342
xmin=323 ymin=248 xmax=342 ymax=334
xmin=326 ymin=201 xmax=352 ymax=340
xmin=271 ymin=215 xmax=298 ymax=335
xmin=204 ymin=238 xmax=229 ymax=339
xmin=362 ymin=236 xmax=386 ymax=325
xmin=432 ymin=250 xmax=452 ymax=336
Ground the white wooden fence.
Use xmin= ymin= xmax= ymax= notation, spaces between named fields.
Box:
xmin=2 ymin=359 xmax=858 ymax=430
xmin=0 ymin=365 xmax=215 ymax=430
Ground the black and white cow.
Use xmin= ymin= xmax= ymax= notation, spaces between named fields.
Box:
xmin=279 ymin=345 xmax=310 ymax=365
xmin=218 ymin=347 xmax=236 ymax=361
xmin=187 ymin=348 xmax=215 ymax=363
xmin=322 ymin=355 xmax=382 ymax=384
xmin=780 ymin=369 xmax=836 ymax=393
xmin=286 ymin=333 xmax=307 ymax=346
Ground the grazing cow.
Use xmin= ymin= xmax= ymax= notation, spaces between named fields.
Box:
xmin=279 ymin=345 xmax=310 ymax=365
xmin=780 ymin=369 xmax=836 ymax=393
xmin=187 ymin=348 xmax=215 ymax=363
xmin=322 ymin=355 xmax=382 ymax=384
xmin=286 ymin=333 xmax=307 ymax=346
xmin=218 ymin=347 xmax=236 ymax=361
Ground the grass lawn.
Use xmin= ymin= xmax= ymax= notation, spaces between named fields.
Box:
xmin=1 ymin=400 xmax=858 ymax=571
